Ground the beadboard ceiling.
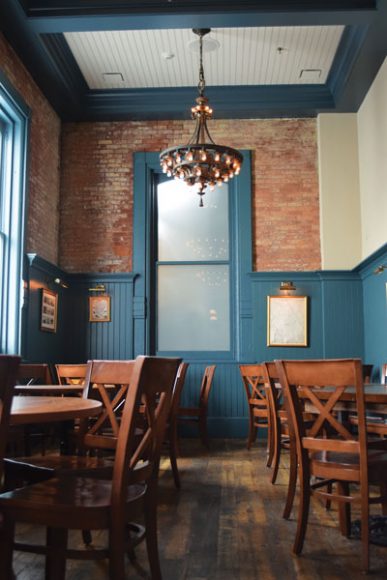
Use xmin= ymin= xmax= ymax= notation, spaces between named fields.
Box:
xmin=1 ymin=1 xmax=387 ymax=120
xmin=64 ymin=26 xmax=344 ymax=89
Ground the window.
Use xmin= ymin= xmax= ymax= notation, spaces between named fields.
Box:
xmin=157 ymin=179 xmax=231 ymax=352
xmin=0 ymin=73 xmax=29 ymax=354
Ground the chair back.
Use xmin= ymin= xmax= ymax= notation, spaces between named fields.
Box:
xmin=55 ymin=363 xmax=87 ymax=386
xmin=170 ymin=362 xmax=189 ymax=420
xmin=79 ymin=359 xmax=136 ymax=451
xmin=261 ymin=361 xmax=281 ymax=412
xmin=382 ymin=363 xmax=387 ymax=384
xmin=275 ymin=359 xmax=367 ymax=467
xmin=199 ymin=365 xmax=216 ymax=410
xmin=0 ymin=355 xmax=21 ymax=480
xmin=362 ymin=364 xmax=373 ymax=384
xmin=16 ymin=363 xmax=52 ymax=385
xmin=239 ymin=364 xmax=268 ymax=412
xmin=111 ymin=356 xmax=181 ymax=506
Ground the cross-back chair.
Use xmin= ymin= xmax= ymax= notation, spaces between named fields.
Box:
xmin=239 ymin=364 xmax=271 ymax=453
xmin=0 ymin=355 xmax=181 ymax=580
xmin=275 ymin=358 xmax=387 ymax=573
xmin=178 ymin=365 xmax=216 ymax=448
xmin=55 ymin=363 xmax=87 ymax=386
xmin=4 ymin=360 xmax=136 ymax=489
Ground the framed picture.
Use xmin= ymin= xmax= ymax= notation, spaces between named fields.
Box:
xmin=40 ymin=288 xmax=58 ymax=333
xmin=89 ymin=295 xmax=111 ymax=322
xmin=267 ymin=295 xmax=308 ymax=347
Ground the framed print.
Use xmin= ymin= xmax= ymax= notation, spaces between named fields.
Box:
xmin=40 ymin=288 xmax=58 ymax=333
xmin=89 ymin=295 xmax=111 ymax=322
xmin=267 ymin=295 xmax=308 ymax=347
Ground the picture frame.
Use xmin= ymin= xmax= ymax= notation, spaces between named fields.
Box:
xmin=267 ymin=295 xmax=308 ymax=347
xmin=89 ymin=295 xmax=111 ymax=322
xmin=40 ymin=288 xmax=58 ymax=333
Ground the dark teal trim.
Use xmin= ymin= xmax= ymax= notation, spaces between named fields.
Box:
xmin=0 ymin=0 xmax=384 ymax=120
xmin=133 ymin=150 xmax=253 ymax=361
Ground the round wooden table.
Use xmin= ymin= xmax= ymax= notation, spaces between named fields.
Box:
xmin=14 ymin=385 xmax=85 ymax=395
xmin=10 ymin=396 xmax=102 ymax=425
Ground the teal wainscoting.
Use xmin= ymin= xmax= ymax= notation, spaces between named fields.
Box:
xmin=66 ymin=272 xmax=137 ymax=361
xmin=23 ymin=254 xmax=72 ymax=363
xmin=358 ymin=244 xmax=387 ymax=382
xmin=24 ymin=250 xmax=385 ymax=437
xmin=23 ymin=255 xmax=136 ymax=363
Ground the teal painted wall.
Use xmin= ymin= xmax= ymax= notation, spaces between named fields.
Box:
xmin=359 ymin=244 xmax=387 ymax=382
xmin=22 ymin=248 xmax=385 ymax=438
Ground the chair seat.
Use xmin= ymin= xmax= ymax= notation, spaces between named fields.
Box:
xmin=4 ymin=455 xmax=115 ymax=488
xmin=0 ymin=477 xmax=146 ymax=529
xmin=310 ymin=449 xmax=387 ymax=482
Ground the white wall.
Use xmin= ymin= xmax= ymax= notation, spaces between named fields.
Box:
xmin=357 ymin=57 xmax=387 ymax=259
xmin=317 ymin=113 xmax=362 ymax=269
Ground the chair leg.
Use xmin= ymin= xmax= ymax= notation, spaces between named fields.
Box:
xmin=293 ymin=466 xmax=310 ymax=555
xmin=0 ymin=516 xmax=15 ymax=580
xmin=360 ymin=496 xmax=370 ymax=573
xmin=46 ymin=527 xmax=68 ymax=580
xmin=247 ymin=417 xmax=257 ymax=450
xmin=283 ymin=441 xmax=297 ymax=520
xmin=337 ymin=482 xmax=351 ymax=537
xmin=381 ymin=482 xmax=387 ymax=516
xmin=269 ymin=420 xmax=281 ymax=483
xmin=144 ymin=483 xmax=162 ymax=580
xmin=109 ymin=526 xmax=127 ymax=580
xmin=169 ymin=428 xmax=181 ymax=489
xmin=198 ymin=414 xmax=209 ymax=449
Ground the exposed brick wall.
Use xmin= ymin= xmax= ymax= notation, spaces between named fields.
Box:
xmin=0 ymin=33 xmax=61 ymax=265
xmin=60 ymin=118 xmax=320 ymax=273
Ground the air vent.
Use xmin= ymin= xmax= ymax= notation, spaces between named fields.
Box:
xmin=299 ymin=69 xmax=322 ymax=82
xmin=102 ymin=72 xmax=124 ymax=85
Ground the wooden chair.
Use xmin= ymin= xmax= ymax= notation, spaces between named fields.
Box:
xmin=55 ymin=363 xmax=87 ymax=386
xmin=0 ymin=355 xmax=181 ymax=580
xmin=14 ymin=363 xmax=54 ymax=456
xmin=178 ymin=365 xmax=216 ymax=448
xmin=16 ymin=363 xmax=52 ymax=385
xmin=262 ymin=361 xmax=318 ymax=518
xmin=3 ymin=359 xmax=136 ymax=490
xmin=239 ymin=364 xmax=270 ymax=452
xmin=381 ymin=363 xmax=387 ymax=384
xmin=0 ymin=355 xmax=21 ymax=488
xmin=362 ymin=364 xmax=373 ymax=384
xmin=166 ymin=362 xmax=189 ymax=488
xmin=275 ymin=358 xmax=387 ymax=573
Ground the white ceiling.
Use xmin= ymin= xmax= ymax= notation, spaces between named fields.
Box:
xmin=64 ymin=26 xmax=344 ymax=90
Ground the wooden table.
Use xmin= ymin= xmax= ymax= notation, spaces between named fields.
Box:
xmin=301 ymin=383 xmax=387 ymax=405
xmin=10 ymin=396 xmax=102 ymax=426
xmin=14 ymin=384 xmax=85 ymax=395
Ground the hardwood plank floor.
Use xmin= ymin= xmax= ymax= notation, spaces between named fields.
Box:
xmin=11 ymin=439 xmax=387 ymax=579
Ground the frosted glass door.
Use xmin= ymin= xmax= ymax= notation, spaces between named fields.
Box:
xmin=156 ymin=180 xmax=231 ymax=352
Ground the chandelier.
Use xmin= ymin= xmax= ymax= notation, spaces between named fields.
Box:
xmin=159 ymin=28 xmax=243 ymax=207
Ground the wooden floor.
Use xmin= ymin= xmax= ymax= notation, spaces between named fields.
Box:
xmin=11 ymin=439 xmax=387 ymax=579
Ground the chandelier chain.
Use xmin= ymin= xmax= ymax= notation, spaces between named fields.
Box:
xmin=198 ymin=32 xmax=205 ymax=97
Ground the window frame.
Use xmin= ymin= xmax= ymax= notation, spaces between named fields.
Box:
xmin=0 ymin=71 xmax=29 ymax=355
xmin=133 ymin=150 xmax=252 ymax=362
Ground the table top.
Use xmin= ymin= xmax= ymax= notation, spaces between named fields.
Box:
xmin=10 ymin=396 xmax=102 ymax=425
xmin=299 ymin=383 xmax=387 ymax=404
xmin=14 ymin=384 xmax=85 ymax=395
